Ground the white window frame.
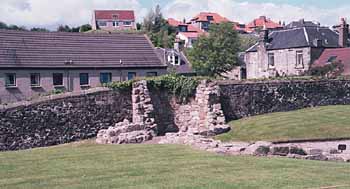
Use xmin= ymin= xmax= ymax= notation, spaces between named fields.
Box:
xmin=268 ymin=53 xmax=275 ymax=69
xmin=30 ymin=73 xmax=41 ymax=87
xmin=5 ymin=73 xmax=16 ymax=87
xmin=296 ymin=51 xmax=304 ymax=69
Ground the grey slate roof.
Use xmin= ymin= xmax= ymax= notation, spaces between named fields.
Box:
xmin=246 ymin=27 xmax=342 ymax=52
xmin=0 ymin=29 xmax=166 ymax=69
xmin=285 ymin=20 xmax=319 ymax=29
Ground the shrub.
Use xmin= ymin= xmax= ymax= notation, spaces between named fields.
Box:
xmin=106 ymin=74 xmax=206 ymax=103
xmin=309 ymin=61 xmax=344 ymax=78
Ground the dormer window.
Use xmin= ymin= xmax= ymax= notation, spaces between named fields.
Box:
xmin=112 ymin=14 xmax=119 ymax=20
xmin=327 ymin=56 xmax=337 ymax=64
xmin=207 ymin=16 xmax=214 ymax=21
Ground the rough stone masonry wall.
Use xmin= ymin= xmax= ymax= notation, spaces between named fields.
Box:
xmin=220 ymin=80 xmax=350 ymax=121
xmin=150 ymin=80 xmax=229 ymax=136
xmin=0 ymin=88 xmax=132 ymax=151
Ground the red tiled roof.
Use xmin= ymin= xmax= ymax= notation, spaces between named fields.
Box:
xmin=246 ymin=16 xmax=282 ymax=32
xmin=313 ymin=48 xmax=350 ymax=75
xmin=94 ymin=10 xmax=135 ymax=20
xmin=168 ymin=18 xmax=204 ymax=33
xmin=168 ymin=18 xmax=183 ymax=27
xmin=191 ymin=12 xmax=231 ymax=23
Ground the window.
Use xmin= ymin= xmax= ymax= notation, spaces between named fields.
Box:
xmin=207 ymin=16 xmax=214 ymax=21
xmin=327 ymin=56 xmax=338 ymax=64
xmin=178 ymin=25 xmax=188 ymax=32
xmin=127 ymin=72 xmax=136 ymax=80
xmin=296 ymin=51 xmax=304 ymax=68
xmin=30 ymin=73 xmax=40 ymax=86
xmin=100 ymin=72 xmax=112 ymax=84
xmin=112 ymin=21 xmax=119 ymax=27
xmin=112 ymin=14 xmax=119 ymax=19
xmin=5 ymin=73 xmax=16 ymax=87
xmin=98 ymin=21 xmax=107 ymax=27
xmin=146 ymin=72 xmax=157 ymax=77
xmin=53 ymin=73 xmax=63 ymax=86
xmin=268 ymin=53 xmax=275 ymax=69
xmin=80 ymin=73 xmax=89 ymax=86
xmin=123 ymin=21 xmax=132 ymax=26
xmin=174 ymin=55 xmax=180 ymax=65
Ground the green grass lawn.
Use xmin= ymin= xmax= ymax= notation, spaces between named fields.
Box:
xmin=217 ymin=105 xmax=350 ymax=142
xmin=1 ymin=141 xmax=350 ymax=189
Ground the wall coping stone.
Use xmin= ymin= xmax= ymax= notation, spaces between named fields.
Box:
xmin=0 ymin=87 xmax=112 ymax=112
xmin=217 ymin=79 xmax=350 ymax=86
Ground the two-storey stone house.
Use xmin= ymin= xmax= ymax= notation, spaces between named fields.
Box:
xmin=92 ymin=10 xmax=137 ymax=31
xmin=245 ymin=19 xmax=349 ymax=79
xmin=0 ymin=30 xmax=167 ymax=104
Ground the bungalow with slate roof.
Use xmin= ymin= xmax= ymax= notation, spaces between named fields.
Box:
xmin=0 ymin=30 xmax=167 ymax=104
xmin=244 ymin=18 xmax=350 ymax=79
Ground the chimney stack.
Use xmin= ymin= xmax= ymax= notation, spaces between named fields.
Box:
xmin=339 ymin=18 xmax=349 ymax=48
xmin=260 ymin=25 xmax=269 ymax=43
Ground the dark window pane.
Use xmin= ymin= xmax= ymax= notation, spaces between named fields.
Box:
xmin=100 ymin=73 xmax=112 ymax=84
xmin=146 ymin=72 xmax=157 ymax=77
xmin=128 ymin=72 xmax=136 ymax=80
xmin=80 ymin=73 xmax=89 ymax=86
xmin=30 ymin=73 xmax=40 ymax=86
xmin=5 ymin=73 xmax=16 ymax=86
xmin=53 ymin=73 xmax=63 ymax=86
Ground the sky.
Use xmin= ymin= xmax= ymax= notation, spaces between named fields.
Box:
xmin=1 ymin=0 xmax=350 ymax=30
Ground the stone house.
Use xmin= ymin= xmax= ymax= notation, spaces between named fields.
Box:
xmin=190 ymin=12 xmax=231 ymax=32
xmin=245 ymin=19 xmax=349 ymax=79
xmin=92 ymin=10 xmax=137 ymax=31
xmin=0 ymin=30 xmax=167 ymax=104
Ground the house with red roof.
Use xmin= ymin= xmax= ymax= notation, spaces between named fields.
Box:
xmin=313 ymin=48 xmax=350 ymax=75
xmin=245 ymin=16 xmax=283 ymax=33
xmin=190 ymin=12 xmax=231 ymax=32
xmin=92 ymin=10 xmax=136 ymax=31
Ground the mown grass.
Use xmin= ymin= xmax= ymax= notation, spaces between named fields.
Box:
xmin=1 ymin=141 xmax=350 ymax=189
xmin=217 ymin=105 xmax=350 ymax=142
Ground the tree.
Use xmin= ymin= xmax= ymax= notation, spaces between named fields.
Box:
xmin=187 ymin=22 xmax=241 ymax=77
xmin=239 ymin=34 xmax=258 ymax=51
xmin=30 ymin=27 xmax=49 ymax=32
xmin=57 ymin=25 xmax=71 ymax=32
xmin=79 ymin=24 xmax=92 ymax=32
xmin=142 ymin=5 xmax=176 ymax=48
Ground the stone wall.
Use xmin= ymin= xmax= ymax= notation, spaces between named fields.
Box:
xmin=0 ymin=88 xmax=132 ymax=151
xmin=220 ymin=80 xmax=350 ymax=120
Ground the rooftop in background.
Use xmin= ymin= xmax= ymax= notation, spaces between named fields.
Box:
xmin=94 ymin=10 xmax=135 ymax=20
xmin=167 ymin=18 xmax=205 ymax=33
xmin=0 ymin=29 xmax=165 ymax=69
xmin=191 ymin=12 xmax=231 ymax=23
xmin=314 ymin=48 xmax=350 ymax=75
xmin=285 ymin=19 xmax=320 ymax=29
xmin=247 ymin=26 xmax=342 ymax=52
xmin=246 ymin=16 xmax=283 ymax=33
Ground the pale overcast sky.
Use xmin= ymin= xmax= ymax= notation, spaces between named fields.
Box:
xmin=1 ymin=0 xmax=350 ymax=29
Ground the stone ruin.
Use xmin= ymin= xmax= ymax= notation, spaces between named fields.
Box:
xmin=96 ymin=80 xmax=230 ymax=145
xmin=96 ymin=80 xmax=157 ymax=144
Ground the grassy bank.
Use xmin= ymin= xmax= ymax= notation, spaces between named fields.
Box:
xmin=1 ymin=141 xmax=350 ymax=189
xmin=217 ymin=105 xmax=350 ymax=142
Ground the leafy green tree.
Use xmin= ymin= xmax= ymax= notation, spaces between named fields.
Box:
xmin=0 ymin=22 xmax=8 ymax=29
xmin=142 ymin=5 xmax=176 ymax=48
xmin=239 ymin=34 xmax=258 ymax=51
xmin=187 ymin=22 xmax=241 ymax=77
xmin=79 ymin=24 xmax=92 ymax=32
